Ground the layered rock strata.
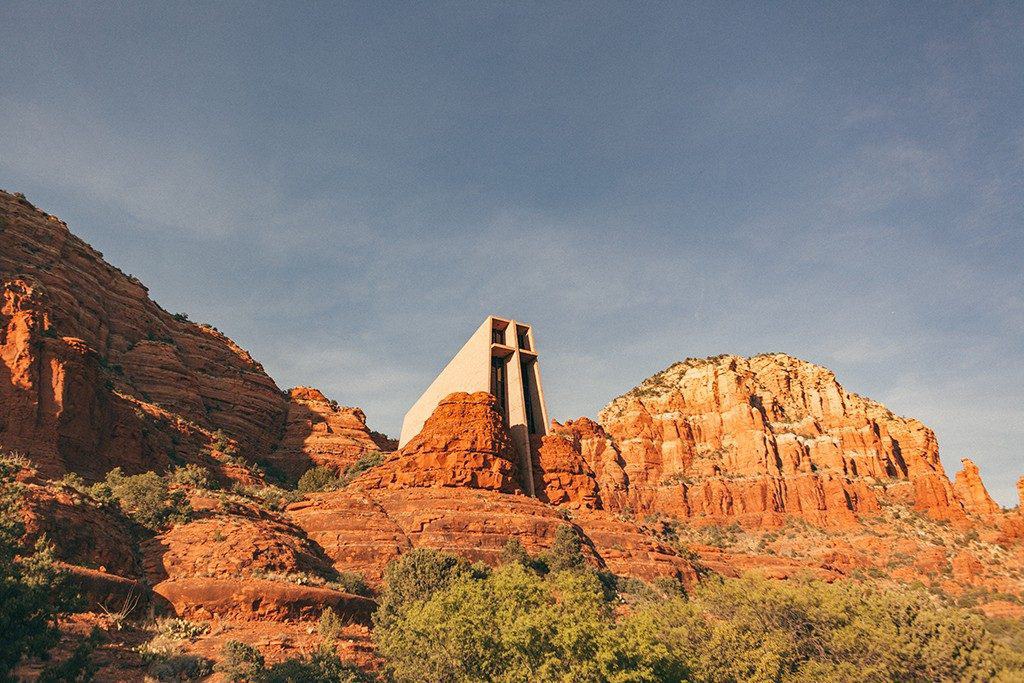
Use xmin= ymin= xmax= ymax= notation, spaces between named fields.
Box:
xmin=289 ymin=391 xmax=699 ymax=585
xmin=0 ymin=190 xmax=390 ymax=482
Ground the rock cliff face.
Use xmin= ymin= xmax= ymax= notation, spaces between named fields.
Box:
xmin=290 ymin=391 xmax=699 ymax=585
xmin=261 ymin=387 xmax=392 ymax=480
xmin=349 ymin=392 xmax=520 ymax=493
xmin=0 ymin=190 xmax=390 ymax=482
xmin=551 ymin=354 xmax=1001 ymax=528
xmin=954 ymin=458 xmax=1002 ymax=515
xmin=529 ymin=433 xmax=601 ymax=508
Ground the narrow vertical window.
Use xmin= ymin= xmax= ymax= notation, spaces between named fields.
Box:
xmin=521 ymin=359 xmax=538 ymax=434
xmin=491 ymin=356 xmax=508 ymax=421
xmin=517 ymin=327 xmax=530 ymax=350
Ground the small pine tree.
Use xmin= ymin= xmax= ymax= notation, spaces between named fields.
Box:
xmin=499 ymin=538 xmax=531 ymax=567
xmin=546 ymin=525 xmax=586 ymax=573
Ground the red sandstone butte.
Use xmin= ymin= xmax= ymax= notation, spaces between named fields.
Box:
xmin=562 ymin=353 xmax=1002 ymax=528
xmin=289 ymin=391 xmax=698 ymax=585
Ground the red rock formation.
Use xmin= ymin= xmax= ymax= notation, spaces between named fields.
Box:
xmin=551 ymin=418 xmax=630 ymax=508
xmin=954 ymin=459 xmax=1001 ymax=516
xmin=20 ymin=480 xmax=141 ymax=578
xmin=138 ymin=497 xmax=376 ymax=622
xmin=1 ymin=190 xmax=391 ymax=484
xmin=141 ymin=509 xmax=334 ymax=585
xmin=0 ymin=190 xmax=287 ymax=478
xmin=287 ymin=487 xmax=695 ymax=585
xmin=529 ymin=434 xmax=601 ymax=508
xmin=262 ymin=387 xmax=393 ymax=480
xmin=288 ymin=394 xmax=698 ymax=585
xmin=153 ymin=578 xmax=375 ymax=622
xmin=590 ymin=354 xmax=969 ymax=526
xmin=285 ymin=492 xmax=412 ymax=581
xmin=349 ymin=392 xmax=521 ymax=493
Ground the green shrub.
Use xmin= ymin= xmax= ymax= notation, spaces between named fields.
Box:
xmin=374 ymin=563 xmax=657 ymax=682
xmin=499 ymin=538 xmax=531 ymax=567
xmin=142 ymin=650 xmax=214 ymax=681
xmin=541 ymin=524 xmax=586 ymax=573
xmin=331 ymin=571 xmax=372 ymax=598
xmin=210 ymin=429 xmax=238 ymax=458
xmin=262 ymin=645 xmax=372 ymax=682
xmin=370 ymin=559 xmax=1010 ymax=683
xmin=629 ymin=575 xmax=1000 ymax=682
xmin=318 ymin=607 xmax=346 ymax=641
xmin=0 ymin=456 xmax=77 ymax=677
xmin=168 ymin=463 xmax=213 ymax=489
xmin=237 ymin=484 xmax=304 ymax=511
xmin=89 ymin=468 xmax=190 ymax=530
xmin=338 ymin=451 xmax=386 ymax=486
xmin=58 ymin=472 xmax=89 ymax=494
xmin=296 ymin=466 xmax=341 ymax=494
xmin=374 ymin=548 xmax=475 ymax=626
xmin=216 ymin=640 xmax=265 ymax=682
xmin=157 ymin=617 xmax=209 ymax=641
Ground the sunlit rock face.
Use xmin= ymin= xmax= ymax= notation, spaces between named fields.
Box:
xmin=577 ymin=353 xmax=989 ymax=528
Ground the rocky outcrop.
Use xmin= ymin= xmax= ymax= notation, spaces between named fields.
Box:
xmin=529 ymin=434 xmax=601 ymax=508
xmin=0 ymin=191 xmax=390 ymax=483
xmin=349 ymin=392 xmax=520 ymax=493
xmin=954 ymin=459 xmax=1001 ymax=516
xmin=21 ymin=480 xmax=141 ymax=577
xmin=139 ymin=497 xmax=374 ymax=622
xmin=287 ymin=486 xmax=696 ymax=585
xmin=262 ymin=387 xmax=393 ymax=481
xmin=285 ymin=492 xmax=411 ymax=581
xmin=589 ymin=354 xmax=975 ymax=526
xmin=287 ymin=393 xmax=699 ymax=585
xmin=153 ymin=578 xmax=375 ymax=622
xmin=141 ymin=509 xmax=334 ymax=585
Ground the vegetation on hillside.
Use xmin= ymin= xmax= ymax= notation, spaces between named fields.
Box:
xmin=296 ymin=451 xmax=388 ymax=494
xmin=0 ymin=455 xmax=80 ymax=678
xmin=370 ymin=543 xmax=1024 ymax=683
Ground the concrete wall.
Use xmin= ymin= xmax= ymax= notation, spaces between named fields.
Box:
xmin=398 ymin=316 xmax=550 ymax=497
xmin=399 ymin=318 xmax=491 ymax=445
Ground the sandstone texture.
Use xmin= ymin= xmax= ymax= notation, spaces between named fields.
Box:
xmin=262 ymin=387 xmax=392 ymax=481
xmin=288 ymin=392 xmax=698 ymax=585
xmin=581 ymin=353 xmax=995 ymax=527
xmin=0 ymin=190 xmax=391 ymax=483
xmin=348 ymin=392 xmax=520 ymax=493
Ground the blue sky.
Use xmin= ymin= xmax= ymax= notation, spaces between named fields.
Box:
xmin=2 ymin=2 xmax=1022 ymax=503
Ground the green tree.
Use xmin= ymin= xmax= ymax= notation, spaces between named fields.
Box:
xmin=216 ymin=641 xmax=264 ymax=682
xmin=89 ymin=468 xmax=189 ymax=530
xmin=543 ymin=525 xmax=586 ymax=573
xmin=0 ymin=456 xmax=76 ymax=678
xmin=262 ymin=645 xmax=373 ymax=682
xmin=374 ymin=562 xmax=672 ymax=682
xmin=499 ymin=538 xmax=531 ymax=567
xmin=373 ymin=548 xmax=475 ymax=626
xmin=629 ymin=574 xmax=999 ymax=683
